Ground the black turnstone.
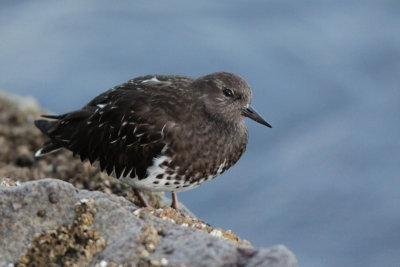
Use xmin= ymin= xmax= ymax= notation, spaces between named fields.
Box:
xmin=34 ymin=72 xmax=271 ymax=209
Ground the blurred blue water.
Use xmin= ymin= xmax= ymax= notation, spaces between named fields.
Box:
xmin=1 ymin=1 xmax=399 ymax=266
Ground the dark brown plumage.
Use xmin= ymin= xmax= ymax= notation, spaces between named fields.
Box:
xmin=35 ymin=72 xmax=271 ymax=209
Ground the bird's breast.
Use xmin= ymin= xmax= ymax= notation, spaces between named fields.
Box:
xmin=164 ymin=121 xmax=248 ymax=182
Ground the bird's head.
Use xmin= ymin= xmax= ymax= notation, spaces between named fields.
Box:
xmin=193 ymin=72 xmax=271 ymax=128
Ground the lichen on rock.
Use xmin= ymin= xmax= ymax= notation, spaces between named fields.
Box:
xmin=16 ymin=199 xmax=106 ymax=267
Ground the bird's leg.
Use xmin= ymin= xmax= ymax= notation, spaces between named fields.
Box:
xmin=171 ymin=192 xmax=179 ymax=209
xmin=170 ymin=192 xmax=191 ymax=217
xmin=133 ymin=188 xmax=150 ymax=208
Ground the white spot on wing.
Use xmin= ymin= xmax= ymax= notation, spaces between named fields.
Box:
xmin=141 ymin=76 xmax=160 ymax=83
xmin=34 ymin=147 xmax=63 ymax=157
xmin=161 ymin=123 xmax=167 ymax=137
xmin=97 ymin=103 xmax=106 ymax=108
xmin=34 ymin=148 xmax=43 ymax=157
xmin=161 ymin=144 xmax=168 ymax=154
xmin=216 ymin=159 xmax=227 ymax=175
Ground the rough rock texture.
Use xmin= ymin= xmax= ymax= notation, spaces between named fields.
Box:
xmin=0 ymin=92 xmax=298 ymax=266
xmin=1 ymin=179 xmax=297 ymax=267
xmin=16 ymin=197 xmax=107 ymax=267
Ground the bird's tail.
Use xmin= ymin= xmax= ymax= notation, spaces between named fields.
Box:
xmin=34 ymin=117 xmax=64 ymax=157
xmin=34 ymin=140 xmax=64 ymax=157
xmin=34 ymin=110 xmax=92 ymax=157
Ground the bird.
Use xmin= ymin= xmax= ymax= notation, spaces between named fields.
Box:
xmin=34 ymin=72 xmax=271 ymax=209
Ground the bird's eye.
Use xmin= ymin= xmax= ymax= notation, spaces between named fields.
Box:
xmin=223 ymin=88 xmax=234 ymax=97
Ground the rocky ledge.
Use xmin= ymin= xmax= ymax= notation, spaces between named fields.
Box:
xmin=1 ymin=179 xmax=297 ymax=267
xmin=0 ymin=92 xmax=297 ymax=267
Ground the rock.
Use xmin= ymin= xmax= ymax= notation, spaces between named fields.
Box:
xmin=0 ymin=178 xmax=298 ymax=267
xmin=0 ymin=91 xmax=40 ymax=111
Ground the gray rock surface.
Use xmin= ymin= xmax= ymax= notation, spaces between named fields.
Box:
xmin=0 ymin=178 xmax=298 ymax=267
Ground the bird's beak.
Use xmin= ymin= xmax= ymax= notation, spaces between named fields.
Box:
xmin=242 ymin=104 xmax=272 ymax=128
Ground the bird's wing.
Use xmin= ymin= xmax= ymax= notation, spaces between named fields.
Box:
xmin=51 ymin=87 xmax=168 ymax=179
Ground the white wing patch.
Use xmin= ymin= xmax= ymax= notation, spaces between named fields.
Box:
xmin=141 ymin=76 xmax=160 ymax=83
xmin=113 ymin=149 xmax=228 ymax=193
xmin=34 ymin=147 xmax=63 ymax=157
xmin=146 ymin=155 xmax=172 ymax=179
xmin=216 ymin=159 xmax=227 ymax=175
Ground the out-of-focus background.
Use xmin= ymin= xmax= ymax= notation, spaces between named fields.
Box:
xmin=1 ymin=1 xmax=399 ymax=266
